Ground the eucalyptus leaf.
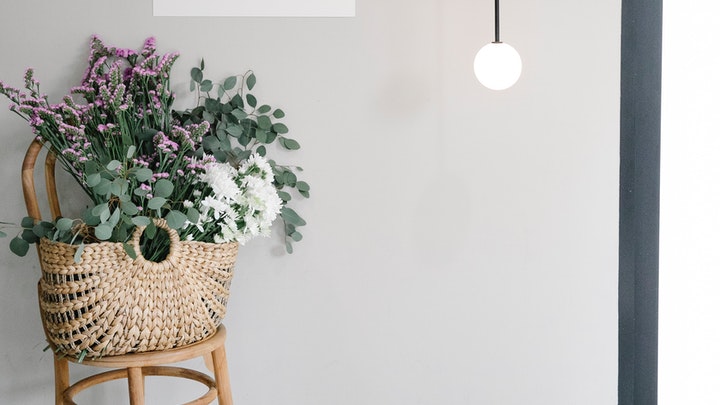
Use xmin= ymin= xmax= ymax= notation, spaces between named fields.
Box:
xmin=95 ymin=223 xmax=113 ymax=240
xmin=296 ymin=181 xmax=310 ymax=192
xmin=21 ymin=217 xmax=35 ymax=228
xmin=74 ymin=243 xmax=85 ymax=264
xmin=246 ymin=94 xmax=257 ymax=108
xmin=92 ymin=203 xmax=108 ymax=217
xmin=246 ymin=73 xmax=256 ymax=90
xmin=230 ymin=94 xmax=244 ymax=108
xmin=134 ymin=168 xmax=153 ymax=182
xmin=145 ymin=222 xmax=157 ymax=239
xmin=226 ymin=125 xmax=243 ymax=137
xmin=273 ymin=109 xmax=285 ymax=119
xmin=277 ymin=191 xmax=292 ymax=202
xmin=123 ymin=243 xmax=138 ymax=260
xmin=10 ymin=237 xmax=29 ymax=257
xmin=82 ymin=209 xmax=101 ymax=226
xmin=99 ymin=206 xmax=111 ymax=223
xmin=185 ymin=208 xmax=199 ymax=224
xmin=95 ymin=178 xmax=112 ymax=195
xmin=257 ymin=115 xmax=272 ymax=130
xmin=272 ymin=123 xmax=289 ymax=134
xmin=110 ymin=179 xmax=126 ymax=196
xmin=282 ymin=138 xmax=301 ymax=150
xmin=121 ymin=201 xmax=139 ymax=215
xmin=223 ymin=76 xmax=237 ymax=90
xmin=21 ymin=229 xmax=38 ymax=243
xmin=200 ymin=79 xmax=213 ymax=92
xmin=283 ymin=171 xmax=298 ymax=186
xmin=219 ymin=136 xmax=231 ymax=151
xmin=205 ymin=98 xmax=221 ymax=112
xmin=126 ymin=145 xmax=136 ymax=159
xmin=148 ymin=197 xmax=167 ymax=210
xmin=122 ymin=214 xmax=135 ymax=226
xmin=191 ymin=67 xmax=203 ymax=83
xmin=214 ymin=149 xmax=227 ymax=162
xmin=131 ymin=216 xmax=152 ymax=227
xmin=257 ymin=104 xmax=271 ymax=114
xmin=281 ymin=207 xmax=307 ymax=226
xmin=256 ymin=130 xmax=268 ymax=143
xmin=231 ymin=108 xmax=247 ymax=120
xmin=202 ymin=111 xmax=215 ymax=124
xmin=106 ymin=160 xmax=121 ymax=171
xmin=154 ymin=179 xmax=174 ymax=198
xmin=32 ymin=223 xmax=50 ymax=238
xmin=114 ymin=223 xmax=129 ymax=241
xmin=203 ymin=136 xmax=221 ymax=151
xmin=165 ymin=210 xmax=188 ymax=230
xmin=234 ymin=134 xmax=248 ymax=147
xmin=108 ymin=207 xmax=121 ymax=227
xmin=236 ymin=149 xmax=252 ymax=161
xmin=86 ymin=173 xmax=102 ymax=187
xmin=224 ymin=112 xmax=239 ymax=125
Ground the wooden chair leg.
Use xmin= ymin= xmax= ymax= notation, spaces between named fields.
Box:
xmin=54 ymin=356 xmax=69 ymax=405
xmin=212 ymin=345 xmax=233 ymax=405
xmin=127 ymin=367 xmax=145 ymax=405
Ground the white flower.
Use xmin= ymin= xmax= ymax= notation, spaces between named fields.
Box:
xmin=200 ymin=196 xmax=232 ymax=220
xmin=200 ymin=162 xmax=241 ymax=201
xmin=240 ymin=152 xmax=274 ymax=179
xmin=188 ymin=153 xmax=283 ymax=244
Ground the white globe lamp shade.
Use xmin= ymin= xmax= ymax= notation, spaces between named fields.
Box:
xmin=474 ymin=42 xmax=522 ymax=90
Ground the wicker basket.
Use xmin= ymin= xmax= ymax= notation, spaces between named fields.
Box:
xmin=37 ymin=218 xmax=239 ymax=359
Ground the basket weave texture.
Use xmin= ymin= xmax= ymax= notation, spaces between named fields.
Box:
xmin=37 ymin=219 xmax=239 ymax=359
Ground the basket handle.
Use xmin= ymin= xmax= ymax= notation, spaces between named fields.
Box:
xmin=129 ymin=218 xmax=181 ymax=265
xmin=22 ymin=140 xmax=62 ymax=222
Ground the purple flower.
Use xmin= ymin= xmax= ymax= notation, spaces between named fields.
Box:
xmin=141 ymin=37 xmax=156 ymax=58
xmin=116 ymin=48 xmax=137 ymax=58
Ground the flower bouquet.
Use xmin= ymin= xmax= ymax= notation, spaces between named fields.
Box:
xmin=0 ymin=36 xmax=309 ymax=359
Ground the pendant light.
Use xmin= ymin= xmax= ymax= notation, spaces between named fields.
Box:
xmin=474 ymin=0 xmax=522 ymax=90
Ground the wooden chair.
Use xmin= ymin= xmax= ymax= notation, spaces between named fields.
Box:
xmin=22 ymin=140 xmax=234 ymax=405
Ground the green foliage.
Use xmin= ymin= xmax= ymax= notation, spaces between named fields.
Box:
xmin=174 ymin=62 xmax=311 ymax=253
xmin=2 ymin=38 xmax=310 ymax=258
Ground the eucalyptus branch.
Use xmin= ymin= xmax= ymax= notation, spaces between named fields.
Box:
xmin=176 ymin=61 xmax=309 ymax=253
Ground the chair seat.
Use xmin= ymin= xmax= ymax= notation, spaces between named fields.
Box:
xmin=57 ymin=325 xmax=232 ymax=405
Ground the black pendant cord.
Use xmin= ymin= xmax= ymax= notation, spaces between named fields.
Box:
xmin=494 ymin=0 xmax=501 ymax=43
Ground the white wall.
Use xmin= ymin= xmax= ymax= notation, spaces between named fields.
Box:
xmin=0 ymin=0 xmax=620 ymax=404
xmin=659 ymin=1 xmax=720 ymax=403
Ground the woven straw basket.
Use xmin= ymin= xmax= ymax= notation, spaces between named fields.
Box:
xmin=37 ymin=219 xmax=239 ymax=359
